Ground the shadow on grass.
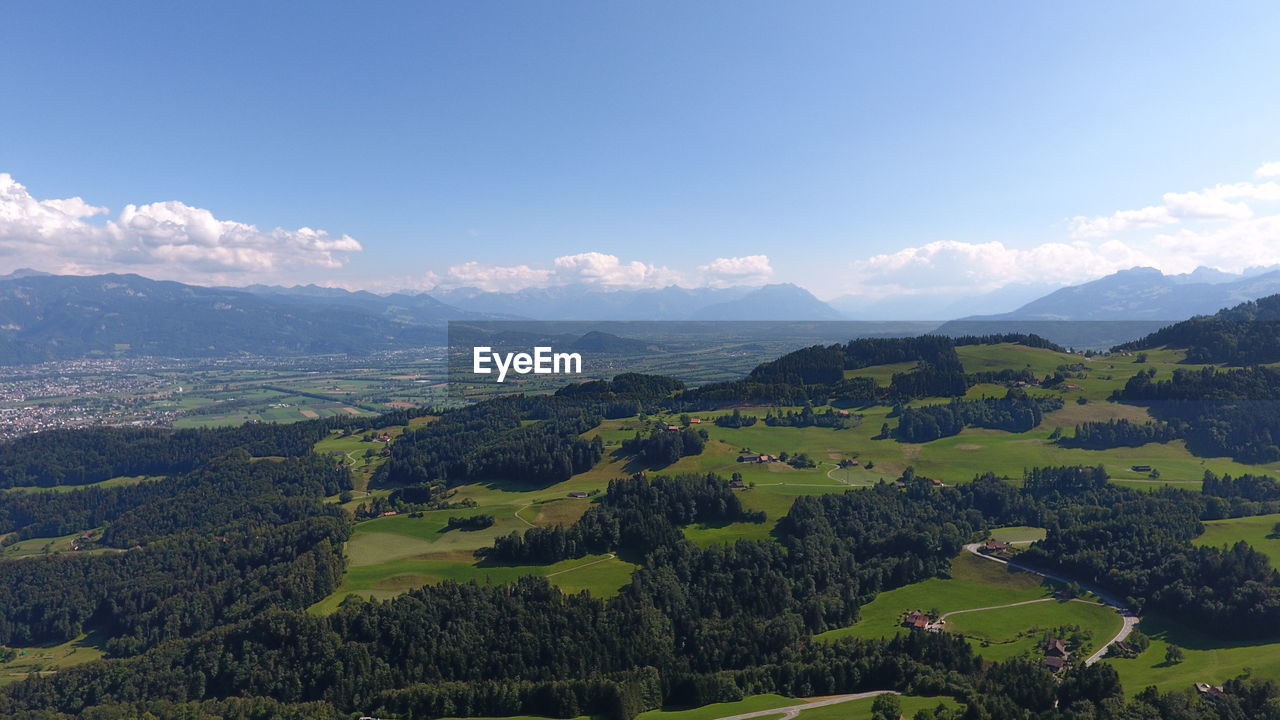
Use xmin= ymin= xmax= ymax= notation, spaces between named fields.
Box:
xmin=1139 ymin=612 xmax=1280 ymax=653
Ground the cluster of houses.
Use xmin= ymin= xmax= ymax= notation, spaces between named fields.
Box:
xmin=664 ymin=418 xmax=702 ymax=431
xmin=837 ymin=459 xmax=859 ymax=468
xmin=901 ymin=610 xmax=946 ymax=633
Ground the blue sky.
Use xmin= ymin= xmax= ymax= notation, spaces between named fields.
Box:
xmin=3 ymin=2 xmax=1280 ymax=301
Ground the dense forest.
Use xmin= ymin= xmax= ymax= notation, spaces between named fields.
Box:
xmin=0 ymin=409 xmax=431 ymax=489
xmin=894 ymin=389 xmax=1063 ymax=443
xmin=1113 ymin=366 xmax=1280 ymax=462
xmin=0 ymin=452 xmax=349 ymax=655
xmin=620 ymin=425 xmax=707 ymax=466
xmin=377 ymin=396 xmax=605 ymax=488
xmin=1058 ymin=418 xmax=1181 ymax=449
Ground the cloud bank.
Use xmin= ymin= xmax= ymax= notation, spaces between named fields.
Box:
xmin=423 ymin=253 xmax=773 ymax=293
xmin=0 ymin=173 xmax=362 ymax=283
xmin=841 ymin=161 xmax=1280 ymax=300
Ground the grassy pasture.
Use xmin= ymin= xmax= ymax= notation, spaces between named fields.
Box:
xmin=310 ymin=499 xmax=638 ymax=613
xmin=447 ymin=693 xmax=961 ymax=720
xmin=4 ymin=474 xmax=164 ymax=494
xmin=638 ymin=694 xmax=795 ymax=720
xmin=1103 ymin=613 xmax=1280 ymax=695
xmin=815 ymin=551 xmax=1055 ymax=644
xmin=791 ymin=695 xmax=960 ymax=720
xmin=989 ymin=526 xmax=1047 ymax=544
xmin=1193 ymin=513 xmax=1280 ymax=570
xmin=0 ymin=631 xmax=107 ymax=687
xmin=946 ymin=599 xmax=1121 ymax=662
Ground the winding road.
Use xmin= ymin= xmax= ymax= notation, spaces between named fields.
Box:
xmin=962 ymin=543 xmax=1140 ymax=665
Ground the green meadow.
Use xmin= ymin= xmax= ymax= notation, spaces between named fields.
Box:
xmin=946 ymin=599 xmax=1121 ymax=662
xmin=4 ymin=474 xmax=164 ymax=494
xmin=790 ymin=695 xmax=960 ymax=720
xmin=310 ymin=499 xmax=637 ymax=614
xmin=0 ymin=631 xmax=106 ymax=687
xmin=816 ymin=551 xmax=1055 ymax=641
xmin=1103 ymin=613 xmax=1280 ymax=695
xmin=441 ymin=693 xmax=961 ymax=720
xmin=1193 ymin=513 xmax=1280 ymax=570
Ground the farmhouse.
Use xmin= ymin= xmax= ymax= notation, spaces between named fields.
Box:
xmin=1043 ymin=656 xmax=1065 ymax=673
xmin=1130 ymin=465 xmax=1153 ymax=472
xmin=567 ymin=491 xmax=588 ymax=498
xmin=981 ymin=539 xmax=1013 ymax=555
xmin=1195 ymin=683 xmax=1227 ymax=699
xmin=738 ymin=453 xmax=761 ymax=463
xmin=902 ymin=610 xmax=930 ymax=630
xmin=1044 ymin=637 xmax=1069 ymax=658
xmin=666 ymin=425 xmax=680 ymax=431
xmin=838 ymin=459 xmax=859 ymax=468
xmin=728 ymin=479 xmax=745 ymax=489
xmin=689 ymin=418 xmax=701 ymax=424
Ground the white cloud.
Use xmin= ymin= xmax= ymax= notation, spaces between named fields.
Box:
xmin=552 ymin=252 xmax=683 ymax=288
xmin=1070 ymin=178 xmax=1280 ymax=238
xmin=845 ymin=240 xmax=1158 ymax=298
xmin=697 ymin=255 xmax=773 ymax=287
xmin=1257 ymin=161 xmax=1280 ymax=178
xmin=420 ymin=252 xmax=775 ymax=293
xmin=0 ymin=173 xmax=361 ymax=282
xmin=441 ymin=261 xmax=554 ymax=292
xmin=1069 ymin=206 xmax=1175 ymax=239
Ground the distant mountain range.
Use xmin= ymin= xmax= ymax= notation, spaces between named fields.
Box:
xmin=432 ymin=282 xmax=842 ymax=321
xmin=0 ymin=273 xmax=459 ymax=363
xmin=955 ymin=266 xmax=1280 ymax=322
xmin=932 ymin=266 xmax=1280 ymax=349
xmin=10 ymin=264 xmax=1280 ymax=362
xmin=0 ymin=273 xmax=843 ymax=363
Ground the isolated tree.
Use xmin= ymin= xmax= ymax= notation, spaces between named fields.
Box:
xmin=1165 ymin=644 xmax=1185 ymax=664
xmin=872 ymin=694 xmax=901 ymax=720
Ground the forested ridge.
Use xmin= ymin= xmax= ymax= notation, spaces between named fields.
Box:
xmin=663 ymin=334 xmax=1063 ymax=411
xmin=1117 ymin=292 xmax=1280 ymax=364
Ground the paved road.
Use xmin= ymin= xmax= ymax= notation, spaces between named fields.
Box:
xmin=707 ymin=691 xmax=900 ymax=720
xmin=963 ymin=543 xmax=1140 ymax=665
